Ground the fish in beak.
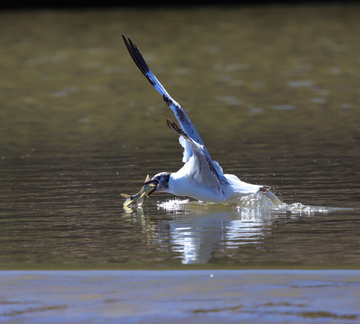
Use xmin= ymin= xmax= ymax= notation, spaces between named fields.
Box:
xmin=121 ymin=174 xmax=158 ymax=207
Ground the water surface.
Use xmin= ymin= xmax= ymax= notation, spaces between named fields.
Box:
xmin=0 ymin=6 xmax=359 ymax=269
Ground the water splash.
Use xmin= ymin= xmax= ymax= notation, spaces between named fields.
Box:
xmin=157 ymin=191 xmax=351 ymax=215
xmin=157 ymin=199 xmax=190 ymax=212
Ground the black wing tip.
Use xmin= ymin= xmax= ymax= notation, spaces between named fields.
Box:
xmin=121 ymin=34 xmax=130 ymax=47
xmin=121 ymin=34 xmax=136 ymax=52
xmin=122 ymin=34 xmax=155 ymax=86
xmin=121 ymin=34 xmax=133 ymax=52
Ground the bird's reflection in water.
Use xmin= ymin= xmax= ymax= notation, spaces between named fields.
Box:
xmin=124 ymin=192 xmax=284 ymax=264
xmin=168 ymin=211 xmax=270 ymax=264
xmin=161 ymin=195 xmax=282 ymax=264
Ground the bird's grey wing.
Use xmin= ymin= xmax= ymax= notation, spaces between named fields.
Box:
xmin=167 ymin=119 xmax=226 ymax=199
xmin=122 ymin=35 xmax=227 ymax=183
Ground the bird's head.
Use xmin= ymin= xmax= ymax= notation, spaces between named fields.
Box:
xmin=147 ymin=172 xmax=170 ymax=194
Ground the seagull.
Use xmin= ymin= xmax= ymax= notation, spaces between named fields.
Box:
xmin=122 ymin=35 xmax=270 ymax=204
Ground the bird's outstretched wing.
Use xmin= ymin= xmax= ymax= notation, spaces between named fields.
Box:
xmin=122 ymin=35 xmax=227 ymax=184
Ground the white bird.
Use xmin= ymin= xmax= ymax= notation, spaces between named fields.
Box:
xmin=122 ymin=35 xmax=270 ymax=203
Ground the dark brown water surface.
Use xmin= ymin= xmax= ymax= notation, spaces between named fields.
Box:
xmin=0 ymin=6 xmax=359 ymax=268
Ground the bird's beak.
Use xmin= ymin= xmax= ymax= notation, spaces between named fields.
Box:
xmin=142 ymin=174 xmax=158 ymax=196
